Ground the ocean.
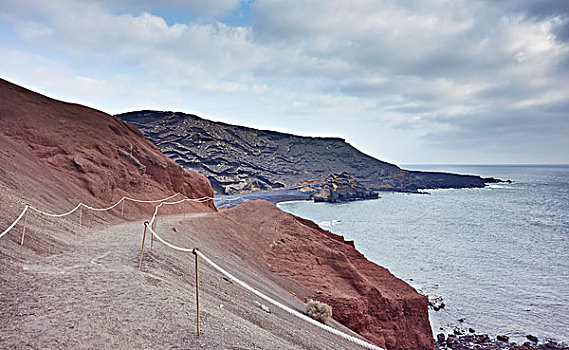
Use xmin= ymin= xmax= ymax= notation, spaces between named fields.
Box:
xmin=277 ymin=165 xmax=569 ymax=344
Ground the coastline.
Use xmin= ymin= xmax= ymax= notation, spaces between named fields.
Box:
xmin=212 ymin=181 xmax=494 ymax=209
xmin=242 ymin=183 xmax=568 ymax=350
xmin=214 ymin=187 xmax=313 ymax=208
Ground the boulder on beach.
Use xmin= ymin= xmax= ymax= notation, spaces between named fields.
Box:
xmin=497 ymin=335 xmax=510 ymax=342
xmin=428 ymin=295 xmax=446 ymax=311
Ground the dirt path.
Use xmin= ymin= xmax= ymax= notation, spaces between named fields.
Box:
xmin=0 ymin=213 xmax=365 ymax=350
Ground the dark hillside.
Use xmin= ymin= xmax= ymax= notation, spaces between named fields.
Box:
xmin=118 ymin=111 xmax=502 ymax=194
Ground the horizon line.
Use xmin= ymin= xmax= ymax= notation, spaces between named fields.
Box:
xmin=399 ymin=163 xmax=569 ymax=167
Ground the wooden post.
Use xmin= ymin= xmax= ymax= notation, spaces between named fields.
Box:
xmin=20 ymin=209 xmax=29 ymax=246
xmin=138 ymin=222 xmax=149 ymax=271
xmin=193 ymin=248 xmax=200 ymax=336
xmin=150 ymin=219 xmax=156 ymax=250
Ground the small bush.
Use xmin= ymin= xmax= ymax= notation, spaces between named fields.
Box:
xmin=305 ymin=299 xmax=332 ymax=324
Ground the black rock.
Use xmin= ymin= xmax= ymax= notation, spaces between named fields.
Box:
xmin=428 ymin=295 xmax=445 ymax=311
xmin=311 ymin=172 xmax=378 ymax=202
xmin=446 ymin=335 xmax=459 ymax=348
xmin=539 ymin=340 xmax=569 ymax=349
xmin=437 ymin=333 xmax=446 ymax=343
xmin=527 ymin=334 xmax=538 ymax=342
xmin=117 ymin=110 xmax=506 ymax=194
xmin=461 ymin=335 xmax=475 ymax=343
xmin=434 ymin=333 xmax=568 ymax=350
xmin=496 ymin=335 xmax=509 ymax=342
xmin=469 ymin=328 xmax=476 ymax=333
xmin=474 ymin=334 xmax=491 ymax=344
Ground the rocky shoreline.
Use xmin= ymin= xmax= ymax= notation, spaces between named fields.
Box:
xmin=435 ymin=332 xmax=568 ymax=350
xmin=214 ymin=173 xmax=381 ymax=208
xmin=216 ymin=187 xmax=568 ymax=350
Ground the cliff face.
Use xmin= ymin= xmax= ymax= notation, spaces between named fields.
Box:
xmin=0 ymin=79 xmax=214 ymax=215
xmin=117 ymin=110 xmax=500 ymax=195
xmin=215 ymin=200 xmax=434 ymax=350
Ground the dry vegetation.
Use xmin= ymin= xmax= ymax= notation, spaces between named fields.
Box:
xmin=306 ymin=300 xmax=333 ymax=324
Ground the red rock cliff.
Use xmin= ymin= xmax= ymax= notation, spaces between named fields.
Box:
xmin=217 ymin=200 xmax=434 ymax=350
xmin=0 ymin=78 xmax=214 ymax=213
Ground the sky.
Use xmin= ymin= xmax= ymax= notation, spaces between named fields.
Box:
xmin=1 ymin=0 xmax=568 ymax=165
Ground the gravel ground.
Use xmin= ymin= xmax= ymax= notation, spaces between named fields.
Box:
xmin=0 ymin=212 xmax=371 ymax=350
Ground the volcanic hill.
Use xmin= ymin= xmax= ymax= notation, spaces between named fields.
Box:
xmin=0 ymin=78 xmax=434 ymax=350
xmin=118 ymin=110 xmax=502 ymax=195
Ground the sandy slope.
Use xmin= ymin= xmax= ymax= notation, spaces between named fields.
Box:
xmin=0 ymin=213 xmax=367 ymax=350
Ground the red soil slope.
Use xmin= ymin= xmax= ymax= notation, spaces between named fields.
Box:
xmin=188 ymin=200 xmax=434 ymax=350
xmin=0 ymin=78 xmax=214 ymax=216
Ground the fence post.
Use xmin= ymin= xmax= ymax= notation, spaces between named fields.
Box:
xmin=20 ymin=208 xmax=29 ymax=246
xmin=138 ymin=222 xmax=149 ymax=271
xmin=150 ymin=219 xmax=156 ymax=250
xmin=193 ymin=248 xmax=201 ymax=336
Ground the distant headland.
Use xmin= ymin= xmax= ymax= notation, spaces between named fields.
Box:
xmin=117 ymin=111 xmax=508 ymax=196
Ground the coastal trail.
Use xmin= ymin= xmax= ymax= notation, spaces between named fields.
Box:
xmin=0 ymin=213 xmax=367 ymax=350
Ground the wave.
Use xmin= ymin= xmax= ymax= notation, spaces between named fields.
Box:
xmin=316 ymin=219 xmax=342 ymax=227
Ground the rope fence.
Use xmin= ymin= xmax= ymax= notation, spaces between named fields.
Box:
xmin=0 ymin=205 xmax=29 ymax=240
xmin=214 ymin=196 xmax=246 ymax=209
xmin=142 ymin=222 xmax=386 ymax=350
xmin=1 ymin=191 xmax=386 ymax=350
xmin=0 ymin=192 xmax=213 ymax=245
xmin=148 ymin=197 xmax=213 ymax=227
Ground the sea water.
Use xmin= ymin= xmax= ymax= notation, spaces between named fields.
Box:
xmin=277 ymin=165 xmax=569 ymax=344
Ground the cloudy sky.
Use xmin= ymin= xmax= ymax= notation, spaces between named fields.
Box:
xmin=1 ymin=0 xmax=568 ymax=164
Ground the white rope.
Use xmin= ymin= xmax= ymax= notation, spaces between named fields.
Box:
xmin=216 ymin=196 xmax=246 ymax=209
xmin=120 ymin=192 xmax=182 ymax=204
xmin=29 ymin=202 xmax=83 ymax=217
xmin=145 ymin=223 xmax=194 ymax=252
xmin=148 ymin=197 xmax=213 ymax=226
xmin=219 ymin=196 xmax=243 ymax=201
xmin=28 ymin=193 xmax=185 ymax=217
xmin=195 ymin=250 xmax=385 ymax=350
xmin=0 ymin=205 xmax=28 ymax=240
xmin=144 ymin=223 xmax=384 ymax=350
xmin=0 ymin=193 xmax=213 ymax=241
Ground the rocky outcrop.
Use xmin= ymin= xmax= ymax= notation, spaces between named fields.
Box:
xmin=117 ymin=111 xmax=504 ymax=194
xmin=312 ymin=172 xmax=378 ymax=202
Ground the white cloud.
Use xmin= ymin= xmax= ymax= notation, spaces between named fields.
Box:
xmin=0 ymin=0 xmax=567 ymax=163
xmin=102 ymin=0 xmax=246 ymax=18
